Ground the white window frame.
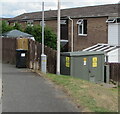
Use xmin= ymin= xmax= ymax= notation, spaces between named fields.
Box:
xmin=106 ymin=18 xmax=120 ymax=23
xmin=60 ymin=20 xmax=67 ymax=24
xmin=77 ymin=19 xmax=87 ymax=36
xmin=27 ymin=20 xmax=34 ymax=26
xmin=106 ymin=18 xmax=116 ymax=23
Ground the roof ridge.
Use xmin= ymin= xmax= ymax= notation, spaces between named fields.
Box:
xmin=18 ymin=3 xmax=118 ymax=15
xmin=9 ymin=3 xmax=118 ymax=21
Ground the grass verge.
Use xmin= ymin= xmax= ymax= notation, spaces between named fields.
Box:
xmin=36 ymin=71 xmax=118 ymax=112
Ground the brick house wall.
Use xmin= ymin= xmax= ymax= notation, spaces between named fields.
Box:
xmin=9 ymin=21 xmax=27 ymax=29
xmin=8 ymin=4 xmax=118 ymax=51
xmin=20 ymin=21 xmax=27 ymax=28
xmin=9 ymin=17 xmax=108 ymax=52
xmin=68 ymin=17 xmax=108 ymax=51
xmin=45 ymin=20 xmax=57 ymax=33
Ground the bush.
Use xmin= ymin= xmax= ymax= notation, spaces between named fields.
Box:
xmin=1 ymin=21 xmax=22 ymax=33
xmin=13 ymin=22 xmax=22 ymax=31
xmin=24 ymin=25 xmax=57 ymax=50
xmin=1 ymin=20 xmax=13 ymax=33
xmin=1 ymin=20 xmax=57 ymax=50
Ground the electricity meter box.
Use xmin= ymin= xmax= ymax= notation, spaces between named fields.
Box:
xmin=60 ymin=51 xmax=105 ymax=83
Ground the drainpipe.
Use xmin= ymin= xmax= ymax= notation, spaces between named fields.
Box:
xmin=68 ymin=16 xmax=74 ymax=52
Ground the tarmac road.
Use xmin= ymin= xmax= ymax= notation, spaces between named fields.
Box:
xmin=2 ymin=64 xmax=79 ymax=112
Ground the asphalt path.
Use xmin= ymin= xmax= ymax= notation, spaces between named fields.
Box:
xmin=2 ymin=64 xmax=79 ymax=112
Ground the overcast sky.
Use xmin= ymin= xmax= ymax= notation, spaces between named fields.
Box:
xmin=0 ymin=0 xmax=120 ymax=18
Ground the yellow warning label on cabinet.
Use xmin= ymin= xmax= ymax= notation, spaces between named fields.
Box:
xmin=83 ymin=58 xmax=87 ymax=65
xmin=83 ymin=58 xmax=87 ymax=61
xmin=92 ymin=57 xmax=97 ymax=67
xmin=66 ymin=57 xmax=70 ymax=67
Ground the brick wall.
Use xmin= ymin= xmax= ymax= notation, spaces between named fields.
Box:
xmin=45 ymin=20 xmax=57 ymax=33
xmin=2 ymin=38 xmax=16 ymax=64
xmin=9 ymin=17 xmax=108 ymax=52
xmin=68 ymin=17 xmax=108 ymax=51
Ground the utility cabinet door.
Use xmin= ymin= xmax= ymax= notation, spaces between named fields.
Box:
xmin=60 ymin=56 xmax=70 ymax=75
xmin=88 ymin=55 xmax=104 ymax=83
xmin=71 ymin=57 xmax=89 ymax=80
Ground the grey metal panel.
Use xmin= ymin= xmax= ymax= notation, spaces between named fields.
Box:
xmin=60 ymin=55 xmax=70 ymax=76
xmin=88 ymin=55 xmax=104 ymax=83
xmin=60 ymin=51 xmax=105 ymax=83
xmin=61 ymin=51 xmax=104 ymax=57
xmin=71 ymin=56 xmax=89 ymax=80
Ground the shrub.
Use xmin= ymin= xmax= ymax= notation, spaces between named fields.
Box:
xmin=24 ymin=25 xmax=57 ymax=50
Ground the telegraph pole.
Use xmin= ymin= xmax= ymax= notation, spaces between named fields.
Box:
xmin=56 ymin=0 xmax=61 ymax=75
xmin=42 ymin=1 xmax=44 ymax=55
xmin=41 ymin=1 xmax=47 ymax=73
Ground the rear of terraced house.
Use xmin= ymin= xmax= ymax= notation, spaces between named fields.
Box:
xmin=8 ymin=4 xmax=120 ymax=52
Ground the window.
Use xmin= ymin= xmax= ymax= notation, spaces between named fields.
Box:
xmin=106 ymin=18 xmax=116 ymax=23
xmin=27 ymin=20 xmax=34 ymax=26
xmin=60 ymin=20 xmax=67 ymax=24
xmin=117 ymin=18 xmax=120 ymax=23
xmin=77 ymin=19 xmax=87 ymax=36
xmin=106 ymin=18 xmax=120 ymax=23
xmin=22 ymin=16 xmax=28 ymax=19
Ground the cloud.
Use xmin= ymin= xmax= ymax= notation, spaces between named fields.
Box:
xmin=12 ymin=9 xmax=27 ymax=16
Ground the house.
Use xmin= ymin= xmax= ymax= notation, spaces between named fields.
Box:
xmin=0 ymin=18 xmax=11 ymax=21
xmin=8 ymin=3 xmax=119 ymax=52
xmin=0 ymin=18 xmax=11 ymax=26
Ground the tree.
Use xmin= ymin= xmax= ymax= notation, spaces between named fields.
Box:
xmin=13 ymin=22 xmax=22 ymax=31
xmin=24 ymin=25 xmax=57 ymax=50
xmin=0 ymin=21 xmax=22 ymax=34
xmin=1 ymin=21 xmax=57 ymax=50
xmin=1 ymin=20 xmax=13 ymax=33
xmin=24 ymin=25 xmax=34 ymax=35
xmin=44 ymin=27 xmax=57 ymax=50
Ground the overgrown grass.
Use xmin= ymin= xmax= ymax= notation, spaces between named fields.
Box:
xmin=36 ymin=71 xmax=118 ymax=112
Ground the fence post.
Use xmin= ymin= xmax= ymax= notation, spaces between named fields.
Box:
xmin=106 ymin=65 xmax=110 ymax=83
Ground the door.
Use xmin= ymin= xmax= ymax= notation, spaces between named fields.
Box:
xmin=60 ymin=56 xmax=70 ymax=76
xmin=71 ymin=56 xmax=89 ymax=80
xmin=71 ymin=55 xmax=104 ymax=83
xmin=61 ymin=20 xmax=68 ymax=40
xmin=88 ymin=55 xmax=104 ymax=83
xmin=60 ymin=20 xmax=69 ymax=52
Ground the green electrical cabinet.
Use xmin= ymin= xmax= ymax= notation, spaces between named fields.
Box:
xmin=60 ymin=51 xmax=105 ymax=83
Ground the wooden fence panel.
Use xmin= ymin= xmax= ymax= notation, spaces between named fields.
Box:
xmin=28 ymin=39 xmax=56 ymax=73
xmin=44 ymin=45 xmax=56 ymax=73
xmin=109 ymin=63 xmax=120 ymax=82
xmin=3 ymin=38 xmax=119 ymax=76
xmin=2 ymin=38 xmax=16 ymax=64
xmin=2 ymin=38 xmax=56 ymax=73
